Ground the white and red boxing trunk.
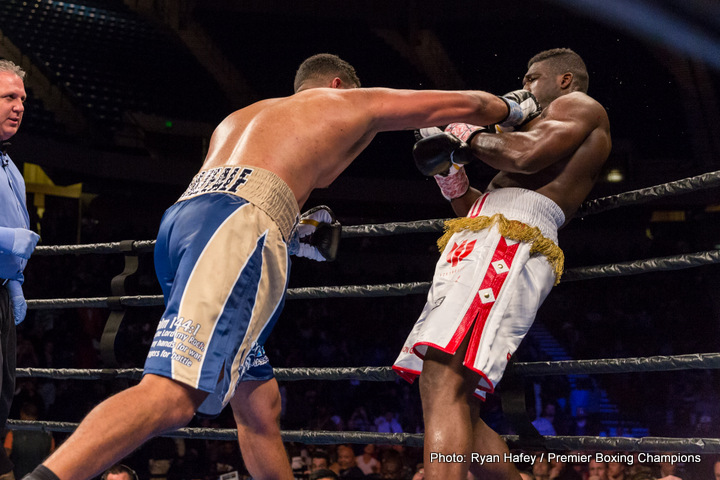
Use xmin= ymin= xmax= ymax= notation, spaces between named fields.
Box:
xmin=393 ymin=188 xmax=565 ymax=399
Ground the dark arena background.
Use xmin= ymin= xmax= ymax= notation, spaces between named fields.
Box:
xmin=1 ymin=1 xmax=720 ymax=479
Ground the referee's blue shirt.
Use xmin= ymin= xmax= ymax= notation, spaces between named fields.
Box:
xmin=0 ymin=149 xmax=30 ymax=281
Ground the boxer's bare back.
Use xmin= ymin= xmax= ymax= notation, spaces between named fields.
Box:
xmin=202 ymin=86 xmax=512 ymax=208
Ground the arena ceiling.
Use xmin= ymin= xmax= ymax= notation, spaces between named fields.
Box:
xmin=182 ymin=0 xmax=720 ymax=212
xmin=4 ymin=0 xmax=720 ymax=223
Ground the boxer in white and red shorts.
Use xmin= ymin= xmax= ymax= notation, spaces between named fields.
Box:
xmin=393 ymin=187 xmax=565 ymax=398
xmin=393 ymin=48 xmax=611 ymax=480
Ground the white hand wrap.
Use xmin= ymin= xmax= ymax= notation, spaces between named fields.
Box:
xmin=445 ymin=123 xmax=485 ymax=143
xmin=434 ymin=164 xmax=469 ymax=201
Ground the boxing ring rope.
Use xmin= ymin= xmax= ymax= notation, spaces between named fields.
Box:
xmin=15 ymin=352 xmax=720 ymax=382
xmin=23 ymin=249 xmax=720 ymax=311
xmin=27 ymin=169 xmax=720 ymax=252
xmin=14 ymin=170 xmax=720 ymax=452
xmin=6 ymin=419 xmax=720 ymax=453
xmin=575 ymin=168 xmax=720 ymax=217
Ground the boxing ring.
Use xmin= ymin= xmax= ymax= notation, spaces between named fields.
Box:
xmin=9 ymin=169 xmax=720 ymax=455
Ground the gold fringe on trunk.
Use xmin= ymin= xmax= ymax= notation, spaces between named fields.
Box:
xmin=437 ymin=214 xmax=564 ymax=285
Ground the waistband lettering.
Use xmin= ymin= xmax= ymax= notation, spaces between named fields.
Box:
xmin=180 ymin=167 xmax=254 ymax=200
xmin=227 ymin=167 xmax=253 ymax=192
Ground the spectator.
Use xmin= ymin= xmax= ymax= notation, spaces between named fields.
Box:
xmin=533 ymin=458 xmax=552 ymax=480
xmin=207 ymin=440 xmax=245 ymax=478
xmin=4 ymin=402 xmax=55 ymax=478
xmin=356 ymin=444 xmax=380 ymax=475
xmin=9 ymin=379 xmax=44 ymax=420
xmin=138 ymin=437 xmax=182 ymax=480
xmin=626 ymin=457 xmax=653 ymax=477
xmin=378 ymin=448 xmax=413 ymax=480
xmin=589 ymin=458 xmax=609 ymax=480
xmin=531 ymin=456 xmax=580 ymax=480
xmin=626 ymin=472 xmax=654 ymax=480
xmin=375 ymin=412 xmax=403 ymax=434
xmin=311 ymin=469 xmax=340 ymax=480
xmin=289 ymin=443 xmax=308 ymax=480
xmin=694 ymin=413 xmax=716 ymax=437
xmin=532 ymin=403 xmax=557 ymax=436
xmin=348 ymin=407 xmax=372 ymax=432
xmin=607 ymin=458 xmax=628 ymax=480
xmin=308 ymin=449 xmax=331 ymax=474
xmin=567 ymin=454 xmax=588 ymax=480
xmin=101 ymin=464 xmax=138 ymax=480
xmin=549 ymin=455 xmax=582 ymax=480
xmin=334 ymin=445 xmax=365 ymax=479
xmin=656 ymin=456 xmax=682 ymax=480
xmin=569 ymin=407 xmax=592 ymax=436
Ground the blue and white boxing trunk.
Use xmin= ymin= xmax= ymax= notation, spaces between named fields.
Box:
xmin=145 ymin=165 xmax=299 ymax=416
xmin=393 ymin=188 xmax=565 ymax=399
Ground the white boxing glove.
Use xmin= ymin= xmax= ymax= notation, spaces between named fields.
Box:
xmin=289 ymin=206 xmax=341 ymax=261
xmin=495 ymin=89 xmax=541 ymax=132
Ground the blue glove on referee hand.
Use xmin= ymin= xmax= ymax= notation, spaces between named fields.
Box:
xmin=6 ymin=280 xmax=26 ymax=325
xmin=0 ymin=227 xmax=40 ymax=260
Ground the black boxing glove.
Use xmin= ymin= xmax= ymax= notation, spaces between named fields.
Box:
xmin=290 ymin=206 xmax=341 ymax=261
xmin=413 ymin=132 xmax=475 ymax=177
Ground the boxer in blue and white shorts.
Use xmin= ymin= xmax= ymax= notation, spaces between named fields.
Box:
xmin=146 ymin=166 xmax=297 ymax=416
xmin=26 ymin=53 xmax=541 ymax=480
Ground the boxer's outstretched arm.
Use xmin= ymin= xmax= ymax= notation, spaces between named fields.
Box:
xmin=358 ymin=88 xmax=511 ymax=133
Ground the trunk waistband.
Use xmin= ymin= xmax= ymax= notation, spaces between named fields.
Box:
xmin=468 ymin=188 xmax=565 ymax=243
xmin=177 ymin=166 xmax=300 ymax=241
